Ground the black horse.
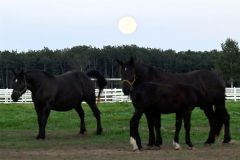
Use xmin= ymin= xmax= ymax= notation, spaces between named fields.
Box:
xmin=11 ymin=70 xmax=107 ymax=139
xmin=128 ymin=82 xmax=204 ymax=151
xmin=117 ymin=58 xmax=231 ymax=145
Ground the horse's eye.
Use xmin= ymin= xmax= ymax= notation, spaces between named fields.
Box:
xmin=15 ymin=79 xmax=18 ymax=83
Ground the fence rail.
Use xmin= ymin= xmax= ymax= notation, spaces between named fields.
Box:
xmin=0 ymin=87 xmax=240 ymax=103
xmin=225 ymin=87 xmax=240 ymax=101
xmin=0 ymin=89 xmax=130 ymax=103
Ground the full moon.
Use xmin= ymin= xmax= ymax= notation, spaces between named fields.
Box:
xmin=118 ymin=16 xmax=137 ymax=34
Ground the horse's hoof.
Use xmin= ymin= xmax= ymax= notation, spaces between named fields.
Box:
xmin=204 ymin=141 xmax=214 ymax=145
xmin=145 ymin=145 xmax=160 ymax=150
xmin=223 ymin=141 xmax=231 ymax=144
xmin=222 ymin=140 xmax=232 ymax=144
xmin=175 ymin=147 xmax=181 ymax=150
xmin=96 ymin=132 xmax=102 ymax=135
xmin=145 ymin=145 xmax=154 ymax=150
xmin=96 ymin=128 xmax=103 ymax=135
xmin=188 ymin=146 xmax=194 ymax=150
xmin=133 ymin=149 xmax=140 ymax=153
xmin=204 ymin=143 xmax=212 ymax=147
xmin=130 ymin=137 xmax=139 ymax=151
xmin=153 ymin=145 xmax=161 ymax=150
xmin=147 ymin=143 xmax=154 ymax=147
xmin=173 ymin=141 xmax=181 ymax=150
xmin=36 ymin=135 xmax=45 ymax=140
xmin=224 ymin=140 xmax=236 ymax=145
xmin=80 ymin=129 xmax=86 ymax=135
xmin=223 ymin=138 xmax=231 ymax=144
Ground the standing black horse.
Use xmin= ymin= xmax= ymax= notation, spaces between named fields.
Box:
xmin=11 ymin=70 xmax=107 ymax=139
xmin=116 ymin=58 xmax=231 ymax=145
xmin=128 ymin=82 xmax=204 ymax=151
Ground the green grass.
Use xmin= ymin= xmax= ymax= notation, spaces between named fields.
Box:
xmin=0 ymin=102 xmax=240 ymax=150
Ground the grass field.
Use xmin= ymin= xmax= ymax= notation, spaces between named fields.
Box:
xmin=0 ymin=102 xmax=240 ymax=160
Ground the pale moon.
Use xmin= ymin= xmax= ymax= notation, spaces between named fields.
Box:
xmin=118 ymin=16 xmax=137 ymax=34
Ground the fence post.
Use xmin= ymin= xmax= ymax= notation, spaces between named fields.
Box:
xmin=114 ymin=88 xmax=117 ymax=102
xmin=23 ymin=92 xmax=26 ymax=103
xmin=4 ymin=89 xmax=7 ymax=103
xmin=234 ymin=87 xmax=236 ymax=101
xmin=121 ymin=89 xmax=124 ymax=102
xmin=104 ymin=89 xmax=107 ymax=102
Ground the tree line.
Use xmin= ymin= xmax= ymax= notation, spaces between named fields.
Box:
xmin=0 ymin=38 xmax=239 ymax=88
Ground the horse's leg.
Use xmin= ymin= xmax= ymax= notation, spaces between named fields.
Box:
xmin=223 ymin=113 xmax=231 ymax=143
xmin=35 ymin=104 xmax=51 ymax=139
xmin=223 ymin=111 xmax=231 ymax=143
xmin=173 ymin=112 xmax=182 ymax=150
xmin=145 ymin=112 xmax=155 ymax=147
xmin=130 ymin=109 xmax=143 ymax=151
xmin=154 ymin=113 xmax=162 ymax=147
xmin=86 ymin=101 xmax=102 ymax=135
xmin=183 ymin=112 xmax=193 ymax=149
xmin=75 ymin=104 xmax=86 ymax=134
xmin=215 ymin=103 xmax=231 ymax=143
xmin=203 ymin=106 xmax=216 ymax=144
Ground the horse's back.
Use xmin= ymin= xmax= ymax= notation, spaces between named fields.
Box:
xmin=186 ymin=70 xmax=224 ymax=87
xmin=57 ymin=70 xmax=93 ymax=88
xmin=185 ymin=70 xmax=225 ymax=103
xmin=148 ymin=67 xmax=225 ymax=104
xmin=53 ymin=71 xmax=95 ymax=106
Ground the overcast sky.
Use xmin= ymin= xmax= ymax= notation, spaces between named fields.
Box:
xmin=0 ymin=0 xmax=240 ymax=51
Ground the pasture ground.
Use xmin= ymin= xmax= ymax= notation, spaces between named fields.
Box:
xmin=0 ymin=102 xmax=240 ymax=160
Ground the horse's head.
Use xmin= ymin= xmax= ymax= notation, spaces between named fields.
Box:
xmin=116 ymin=57 xmax=136 ymax=95
xmin=11 ymin=70 xmax=27 ymax=102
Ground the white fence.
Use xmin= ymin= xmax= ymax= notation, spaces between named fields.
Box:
xmin=225 ymin=87 xmax=240 ymax=101
xmin=0 ymin=89 xmax=130 ymax=103
xmin=0 ymin=87 xmax=240 ymax=104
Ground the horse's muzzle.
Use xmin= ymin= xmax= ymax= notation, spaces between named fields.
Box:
xmin=122 ymin=87 xmax=131 ymax=95
xmin=11 ymin=93 xmax=20 ymax=102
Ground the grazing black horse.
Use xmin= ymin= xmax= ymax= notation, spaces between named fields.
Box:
xmin=11 ymin=70 xmax=107 ymax=139
xmin=128 ymin=82 xmax=204 ymax=150
xmin=117 ymin=58 xmax=231 ymax=145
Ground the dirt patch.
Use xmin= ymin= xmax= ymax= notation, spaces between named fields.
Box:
xmin=1 ymin=141 xmax=240 ymax=160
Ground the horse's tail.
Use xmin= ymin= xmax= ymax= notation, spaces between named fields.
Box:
xmin=214 ymin=101 xmax=230 ymax=137
xmin=86 ymin=70 xmax=107 ymax=102
xmin=214 ymin=92 xmax=230 ymax=140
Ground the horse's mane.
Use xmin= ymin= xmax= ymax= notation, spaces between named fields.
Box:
xmin=26 ymin=70 xmax=55 ymax=78
xmin=135 ymin=63 xmax=164 ymax=74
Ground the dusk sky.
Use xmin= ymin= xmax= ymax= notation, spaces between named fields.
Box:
xmin=1 ymin=0 xmax=240 ymax=52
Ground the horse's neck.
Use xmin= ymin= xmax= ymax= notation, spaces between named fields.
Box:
xmin=25 ymin=72 xmax=53 ymax=92
xmin=135 ymin=64 xmax=177 ymax=83
xmin=135 ymin=64 xmax=158 ymax=81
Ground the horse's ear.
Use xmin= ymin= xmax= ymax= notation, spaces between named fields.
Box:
xmin=11 ymin=69 xmax=17 ymax=76
xmin=20 ymin=70 xmax=24 ymax=75
xmin=115 ymin=59 xmax=123 ymax=66
xmin=129 ymin=57 xmax=134 ymax=65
